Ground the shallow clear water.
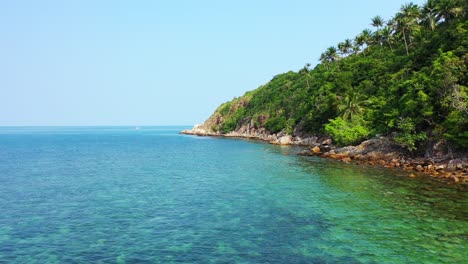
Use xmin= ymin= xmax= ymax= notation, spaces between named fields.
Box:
xmin=0 ymin=127 xmax=466 ymax=263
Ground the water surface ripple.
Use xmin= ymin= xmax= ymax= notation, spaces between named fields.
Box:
xmin=0 ymin=127 xmax=466 ymax=263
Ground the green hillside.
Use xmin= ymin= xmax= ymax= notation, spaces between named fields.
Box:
xmin=202 ymin=0 xmax=467 ymax=152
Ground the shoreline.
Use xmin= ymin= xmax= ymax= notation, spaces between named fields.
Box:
xmin=181 ymin=128 xmax=468 ymax=185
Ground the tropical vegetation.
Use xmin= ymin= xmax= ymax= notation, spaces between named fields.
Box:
xmin=204 ymin=0 xmax=467 ymax=152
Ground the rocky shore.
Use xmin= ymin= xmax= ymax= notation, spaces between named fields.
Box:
xmin=181 ymin=125 xmax=468 ymax=185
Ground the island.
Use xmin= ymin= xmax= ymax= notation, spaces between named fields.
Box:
xmin=183 ymin=1 xmax=467 ymax=184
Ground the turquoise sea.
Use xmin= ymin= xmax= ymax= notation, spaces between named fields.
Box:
xmin=0 ymin=126 xmax=466 ymax=263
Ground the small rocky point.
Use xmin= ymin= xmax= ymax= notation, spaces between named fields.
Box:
xmin=181 ymin=126 xmax=467 ymax=184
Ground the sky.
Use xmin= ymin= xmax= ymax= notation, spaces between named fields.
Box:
xmin=0 ymin=0 xmax=426 ymax=126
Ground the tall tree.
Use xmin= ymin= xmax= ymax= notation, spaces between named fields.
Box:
xmin=338 ymin=42 xmax=346 ymax=56
xmin=354 ymin=35 xmax=365 ymax=55
xmin=436 ymin=0 xmax=466 ymax=22
xmin=371 ymin=15 xmax=385 ymax=29
xmin=338 ymin=40 xmax=352 ymax=57
xmin=381 ymin=26 xmax=394 ymax=51
xmin=319 ymin=53 xmax=329 ymax=70
xmin=422 ymin=0 xmax=439 ymax=31
xmin=344 ymin=39 xmax=353 ymax=54
xmin=401 ymin=3 xmax=421 ymax=45
xmin=299 ymin=63 xmax=312 ymax=89
xmin=371 ymin=16 xmax=385 ymax=49
xmin=361 ymin=29 xmax=373 ymax=53
xmin=395 ymin=3 xmax=420 ymax=55
xmin=325 ymin=46 xmax=340 ymax=62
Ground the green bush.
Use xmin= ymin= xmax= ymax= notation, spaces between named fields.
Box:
xmin=325 ymin=117 xmax=370 ymax=146
xmin=265 ymin=116 xmax=287 ymax=134
xmin=394 ymin=117 xmax=427 ymax=152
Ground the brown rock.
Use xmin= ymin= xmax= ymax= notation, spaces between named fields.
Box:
xmin=312 ymin=146 xmax=321 ymax=154
xmin=378 ymin=160 xmax=386 ymax=166
xmin=409 ymin=173 xmax=416 ymax=178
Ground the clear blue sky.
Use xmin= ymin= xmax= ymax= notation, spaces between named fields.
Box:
xmin=0 ymin=0 xmax=425 ymax=126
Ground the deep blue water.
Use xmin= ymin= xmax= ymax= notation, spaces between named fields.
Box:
xmin=0 ymin=127 xmax=466 ymax=263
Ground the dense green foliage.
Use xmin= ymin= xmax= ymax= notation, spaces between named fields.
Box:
xmin=324 ymin=117 xmax=371 ymax=146
xmin=209 ymin=0 xmax=467 ymax=151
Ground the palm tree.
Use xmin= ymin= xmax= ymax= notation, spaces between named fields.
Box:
xmin=319 ymin=53 xmax=327 ymax=64
xmin=344 ymin=39 xmax=353 ymax=55
xmin=319 ymin=53 xmax=329 ymax=70
xmin=371 ymin=16 xmax=385 ymax=49
xmin=422 ymin=0 xmax=439 ymax=31
xmin=352 ymin=44 xmax=361 ymax=54
xmin=354 ymin=35 xmax=365 ymax=55
xmin=338 ymin=91 xmax=366 ymax=120
xmin=386 ymin=17 xmax=398 ymax=35
xmin=358 ymin=29 xmax=373 ymax=54
xmin=401 ymin=3 xmax=421 ymax=45
xmin=362 ymin=29 xmax=373 ymax=44
xmin=381 ymin=26 xmax=394 ymax=51
xmin=395 ymin=14 xmax=410 ymax=55
xmin=373 ymin=29 xmax=384 ymax=49
xmin=371 ymin=15 xmax=385 ymax=29
xmin=299 ymin=63 xmax=312 ymax=89
xmin=338 ymin=41 xmax=351 ymax=57
xmin=423 ymin=13 xmax=439 ymax=31
xmin=338 ymin=42 xmax=345 ymax=56
xmin=325 ymin=46 xmax=339 ymax=62
xmin=436 ymin=0 xmax=465 ymax=22
xmin=402 ymin=3 xmax=422 ymax=20
xmin=395 ymin=3 xmax=420 ymax=55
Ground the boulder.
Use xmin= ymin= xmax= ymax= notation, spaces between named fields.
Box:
xmin=277 ymin=135 xmax=293 ymax=145
xmin=312 ymin=146 xmax=321 ymax=154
